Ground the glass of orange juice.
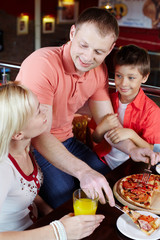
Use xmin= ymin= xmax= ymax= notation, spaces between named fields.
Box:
xmin=73 ymin=188 xmax=99 ymax=215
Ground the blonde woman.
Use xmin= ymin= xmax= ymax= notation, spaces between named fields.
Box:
xmin=0 ymin=83 xmax=104 ymax=240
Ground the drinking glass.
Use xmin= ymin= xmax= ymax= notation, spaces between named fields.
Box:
xmin=73 ymin=188 xmax=99 ymax=215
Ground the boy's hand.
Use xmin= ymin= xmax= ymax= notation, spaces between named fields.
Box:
xmin=98 ymin=113 xmax=119 ymax=133
xmin=107 ymin=128 xmax=133 ymax=144
xmin=92 ymin=113 xmax=120 ymax=143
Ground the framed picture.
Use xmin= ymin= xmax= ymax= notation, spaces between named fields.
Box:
xmin=42 ymin=15 xmax=55 ymax=34
xmin=57 ymin=1 xmax=79 ymax=24
xmin=17 ymin=14 xmax=29 ymax=35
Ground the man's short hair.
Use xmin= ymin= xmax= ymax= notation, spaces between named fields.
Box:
xmin=75 ymin=7 xmax=119 ymax=42
xmin=114 ymin=44 xmax=150 ymax=77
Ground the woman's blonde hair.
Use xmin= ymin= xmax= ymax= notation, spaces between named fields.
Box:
xmin=0 ymin=82 xmax=36 ymax=161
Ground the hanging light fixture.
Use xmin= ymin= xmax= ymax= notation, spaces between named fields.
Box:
xmin=104 ymin=0 xmax=113 ymax=10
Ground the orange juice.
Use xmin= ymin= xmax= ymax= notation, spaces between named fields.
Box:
xmin=73 ymin=198 xmax=97 ymax=215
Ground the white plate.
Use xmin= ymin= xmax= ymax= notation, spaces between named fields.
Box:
xmin=116 ymin=211 xmax=160 ymax=240
xmin=156 ymin=164 xmax=160 ymax=174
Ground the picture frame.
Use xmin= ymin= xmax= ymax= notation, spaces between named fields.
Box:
xmin=42 ymin=15 xmax=55 ymax=34
xmin=57 ymin=1 xmax=79 ymax=24
xmin=17 ymin=14 xmax=29 ymax=35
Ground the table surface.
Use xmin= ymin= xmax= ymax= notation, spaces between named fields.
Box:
xmin=28 ymin=159 xmax=158 ymax=240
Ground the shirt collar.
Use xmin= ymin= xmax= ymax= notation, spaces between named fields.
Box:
xmin=130 ymin=88 xmax=145 ymax=110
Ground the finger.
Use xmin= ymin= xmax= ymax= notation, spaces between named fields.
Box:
xmin=107 ymin=129 xmax=115 ymax=137
xmin=78 ymin=214 xmax=105 ymax=223
xmin=101 ymin=181 xmax=115 ymax=207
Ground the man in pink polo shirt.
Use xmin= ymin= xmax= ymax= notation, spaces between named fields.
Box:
xmin=16 ymin=7 xmax=158 ymax=209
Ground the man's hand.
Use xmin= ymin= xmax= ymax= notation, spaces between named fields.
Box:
xmin=79 ymin=169 xmax=115 ymax=207
xmin=130 ymin=148 xmax=160 ymax=166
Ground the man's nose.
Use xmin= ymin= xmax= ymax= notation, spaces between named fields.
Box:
xmin=83 ymin=49 xmax=93 ymax=62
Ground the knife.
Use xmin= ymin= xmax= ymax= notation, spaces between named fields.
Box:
xmin=105 ymin=197 xmax=125 ymax=213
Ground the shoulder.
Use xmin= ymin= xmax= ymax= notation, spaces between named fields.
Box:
xmin=0 ymin=159 xmax=15 ymax=198
xmin=22 ymin=46 xmax=63 ymax=65
xmin=137 ymin=89 xmax=160 ymax=114
xmin=143 ymin=93 xmax=160 ymax=114
xmin=0 ymin=159 xmax=15 ymax=180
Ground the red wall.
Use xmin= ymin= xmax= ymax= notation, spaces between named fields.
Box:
xmin=117 ymin=26 xmax=160 ymax=51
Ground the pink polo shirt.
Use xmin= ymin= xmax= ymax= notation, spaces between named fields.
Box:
xmin=16 ymin=42 xmax=109 ymax=141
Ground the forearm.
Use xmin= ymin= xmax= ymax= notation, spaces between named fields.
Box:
xmin=34 ymin=195 xmax=53 ymax=216
xmin=105 ymin=133 xmax=136 ymax=155
xmin=0 ymin=225 xmax=54 ymax=240
xmin=92 ymin=122 xmax=111 ymax=143
xmin=31 ymin=132 xmax=94 ymax=180
xmin=129 ymin=130 xmax=153 ymax=150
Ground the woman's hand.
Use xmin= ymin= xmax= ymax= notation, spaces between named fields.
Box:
xmin=60 ymin=213 xmax=105 ymax=240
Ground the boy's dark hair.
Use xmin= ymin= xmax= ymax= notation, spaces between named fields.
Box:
xmin=114 ymin=44 xmax=150 ymax=77
xmin=75 ymin=7 xmax=119 ymax=41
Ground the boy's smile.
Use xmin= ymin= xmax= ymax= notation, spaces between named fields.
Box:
xmin=115 ymin=65 xmax=148 ymax=103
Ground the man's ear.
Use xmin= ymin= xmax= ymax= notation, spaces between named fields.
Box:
xmin=142 ymin=73 xmax=149 ymax=84
xmin=12 ymin=132 xmax=24 ymax=141
xmin=107 ymin=42 xmax=116 ymax=56
xmin=70 ymin=25 xmax=76 ymax=41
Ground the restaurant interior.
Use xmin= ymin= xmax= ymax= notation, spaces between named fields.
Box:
xmin=0 ymin=1 xmax=160 ymax=239
xmin=0 ymin=0 xmax=160 ymax=106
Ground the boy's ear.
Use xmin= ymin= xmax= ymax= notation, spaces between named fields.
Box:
xmin=142 ymin=73 xmax=149 ymax=84
xmin=12 ymin=132 xmax=24 ymax=141
xmin=70 ymin=25 xmax=76 ymax=41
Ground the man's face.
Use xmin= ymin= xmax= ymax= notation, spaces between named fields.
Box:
xmin=70 ymin=23 xmax=115 ymax=75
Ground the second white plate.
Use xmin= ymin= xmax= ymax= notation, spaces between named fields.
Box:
xmin=116 ymin=211 xmax=160 ymax=240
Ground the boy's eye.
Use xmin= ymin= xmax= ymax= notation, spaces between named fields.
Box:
xmin=115 ymin=74 xmax=122 ymax=78
xmin=129 ymin=76 xmax=135 ymax=80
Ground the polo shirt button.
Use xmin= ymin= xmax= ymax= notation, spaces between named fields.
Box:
xmin=33 ymin=175 xmax=35 ymax=178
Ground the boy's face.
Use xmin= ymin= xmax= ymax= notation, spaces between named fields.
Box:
xmin=70 ymin=23 xmax=115 ymax=75
xmin=115 ymin=65 xmax=148 ymax=103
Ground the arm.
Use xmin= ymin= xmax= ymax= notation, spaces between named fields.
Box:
xmin=34 ymin=195 xmax=53 ymax=216
xmin=32 ymin=104 xmax=115 ymax=206
xmin=89 ymin=99 xmax=118 ymax=142
xmin=104 ymin=132 xmax=160 ymax=166
xmin=89 ymin=100 xmax=160 ymax=165
xmin=0 ymin=214 xmax=104 ymax=240
xmin=92 ymin=113 xmax=119 ymax=143
xmin=107 ymin=128 xmax=153 ymax=150
xmin=88 ymin=99 xmax=140 ymax=155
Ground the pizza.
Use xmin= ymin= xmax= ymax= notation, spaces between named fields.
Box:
xmin=123 ymin=206 xmax=160 ymax=235
xmin=117 ymin=174 xmax=160 ymax=209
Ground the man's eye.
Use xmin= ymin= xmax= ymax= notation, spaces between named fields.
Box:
xmin=80 ymin=44 xmax=87 ymax=48
xmin=95 ymin=50 xmax=102 ymax=55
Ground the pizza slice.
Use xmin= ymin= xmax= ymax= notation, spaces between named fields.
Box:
xmin=123 ymin=206 xmax=160 ymax=235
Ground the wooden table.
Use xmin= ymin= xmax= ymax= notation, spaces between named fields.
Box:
xmin=28 ymin=159 xmax=157 ymax=240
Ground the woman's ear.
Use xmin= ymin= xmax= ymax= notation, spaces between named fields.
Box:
xmin=70 ymin=25 xmax=76 ymax=41
xmin=142 ymin=73 xmax=149 ymax=84
xmin=12 ymin=132 xmax=24 ymax=141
